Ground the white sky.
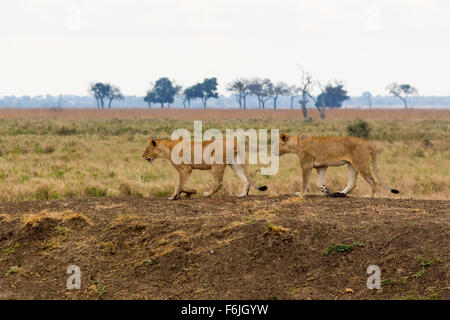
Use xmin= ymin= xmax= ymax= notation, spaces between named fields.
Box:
xmin=1 ymin=0 xmax=449 ymax=96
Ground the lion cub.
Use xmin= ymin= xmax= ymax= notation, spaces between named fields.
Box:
xmin=278 ymin=133 xmax=399 ymax=198
xmin=142 ymin=137 xmax=267 ymax=200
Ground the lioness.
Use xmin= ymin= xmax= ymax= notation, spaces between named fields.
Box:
xmin=142 ymin=138 xmax=267 ymax=200
xmin=278 ymin=133 xmax=399 ymax=198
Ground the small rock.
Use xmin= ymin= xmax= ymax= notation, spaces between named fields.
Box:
xmin=345 ymin=288 xmax=354 ymax=294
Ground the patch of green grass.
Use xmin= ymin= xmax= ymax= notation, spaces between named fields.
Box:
xmin=154 ymin=190 xmax=171 ymax=198
xmin=381 ymin=278 xmax=396 ymax=286
xmin=323 ymin=242 xmax=365 ymax=255
xmin=5 ymin=267 xmax=17 ymax=277
xmin=144 ymin=259 xmax=154 ymax=266
xmin=414 ymin=268 xmax=426 ymax=279
xmin=84 ymin=186 xmax=108 ymax=197
xmin=402 ymin=291 xmax=417 ymax=300
xmin=2 ymin=244 xmax=20 ymax=255
xmin=140 ymin=172 xmax=161 ymax=182
xmin=97 ymin=286 xmax=107 ymax=297
xmin=55 ymin=225 xmax=71 ymax=236
xmin=416 ymin=252 xmax=437 ymax=267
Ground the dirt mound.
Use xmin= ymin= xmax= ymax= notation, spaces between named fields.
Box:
xmin=19 ymin=210 xmax=91 ymax=240
xmin=0 ymin=196 xmax=448 ymax=300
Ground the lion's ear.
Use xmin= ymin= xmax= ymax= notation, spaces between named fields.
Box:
xmin=151 ymin=139 xmax=157 ymax=147
xmin=299 ymin=134 xmax=312 ymax=144
xmin=280 ymin=133 xmax=288 ymax=142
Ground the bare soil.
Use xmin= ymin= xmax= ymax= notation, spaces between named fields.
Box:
xmin=0 ymin=195 xmax=448 ymax=300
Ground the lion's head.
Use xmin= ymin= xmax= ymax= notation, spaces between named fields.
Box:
xmin=142 ymin=138 xmax=163 ymax=164
xmin=278 ymin=133 xmax=298 ymax=155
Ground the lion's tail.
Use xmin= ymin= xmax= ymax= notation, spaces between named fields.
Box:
xmin=244 ymin=166 xmax=268 ymax=191
xmin=371 ymin=149 xmax=399 ymax=194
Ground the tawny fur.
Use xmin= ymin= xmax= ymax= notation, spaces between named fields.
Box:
xmin=142 ymin=138 xmax=267 ymax=200
xmin=278 ymin=133 xmax=399 ymax=198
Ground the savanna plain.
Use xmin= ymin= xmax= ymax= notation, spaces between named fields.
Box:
xmin=0 ymin=108 xmax=448 ymax=300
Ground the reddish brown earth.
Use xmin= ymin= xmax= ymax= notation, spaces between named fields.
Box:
xmin=0 ymin=195 xmax=448 ymax=300
xmin=0 ymin=108 xmax=448 ymax=120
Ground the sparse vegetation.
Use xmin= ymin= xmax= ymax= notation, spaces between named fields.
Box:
xmin=381 ymin=278 xmax=396 ymax=286
xmin=2 ymin=244 xmax=20 ymax=255
xmin=414 ymin=268 xmax=426 ymax=279
xmin=324 ymin=243 xmax=354 ymax=255
xmin=0 ymin=109 xmax=447 ymax=202
xmin=5 ymin=266 xmax=17 ymax=277
xmin=323 ymin=242 xmax=365 ymax=255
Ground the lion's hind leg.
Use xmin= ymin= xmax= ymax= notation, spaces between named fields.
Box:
xmin=353 ymin=162 xmax=377 ymax=198
xmin=230 ymin=164 xmax=250 ymax=197
xmin=331 ymin=163 xmax=358 ymax=197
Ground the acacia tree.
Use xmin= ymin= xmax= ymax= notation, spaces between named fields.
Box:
xmin=197 ymin=77 xmax=219 ymax=108
xmin=260 ymin=79 xmax=273 ymax=109
xmin=227 ymin=79 xmax=250 ymax=109
xmin=298 ymin=67 xmax=314 ymax=119
xmin=183 ymin=85 xmax=202 ymax=108
xmin=316 ymin=80 xmax=349 ymax=109
xmin=305 ymin=82 xmax=326 ymax=119
xmin=272 ymin=82 xmax=289 ymax=109
xmin=386 ymin=83 xmax=418 ymax=109
xmin=289 ymin=85 xmax=301 ymax=110
xmin=107 ymin=85 xmax=124 ymax=108
xmin=89 ymin=82 xmax=123 ymax=108
xmin=313 ymin=80 xmax=349 ymax=119
xmin=144 ymin=77 xmax=179 ymax=108
xmin=168 ymin=84 xmax=181 ymax=108
xmin=144 ymin=90 xmax=156 ymax=108
xmin=362 ymin=91 xmax=373 ymax=109
xmin=248 ymin=78 xmax=273 ymax=109
xmin=89 ymin=82 xmax=109 ymax=108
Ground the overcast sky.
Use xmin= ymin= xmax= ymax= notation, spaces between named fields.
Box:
xmin=1 ymin=0 xmax=449 ymax=97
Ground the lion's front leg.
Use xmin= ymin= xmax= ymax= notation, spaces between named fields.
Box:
xmin=300 ymin=159 xmax=313 ymax=197
xmin=169 ymin=187 xmax=181 ymax=200
xmin=316 ymin=167 xmax=332 ymax=196
xmin=203 ymin=164 xmax=225 ymax=197
xmin=169 ymin=167 xmax=193 ymax=200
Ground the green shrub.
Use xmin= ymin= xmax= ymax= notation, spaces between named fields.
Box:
xmin=347 ymin=119 xmax=371 ymax=139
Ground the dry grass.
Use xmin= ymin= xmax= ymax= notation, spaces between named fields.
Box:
xmin=0 ymin=109 xmax=448 ymax=201
xmin=22 ymin=210 xmax=91 ymax=228
xmin=0 ymin=108 xmax=449 ymax=120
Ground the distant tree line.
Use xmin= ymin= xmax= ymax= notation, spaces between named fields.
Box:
xmin=0 ymin=73 xmax=428 ymax=117
xmin=2 ymin=93 xmax=445 ymax=110
xmin=143 ymin=77 xmax=219 ymax=109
